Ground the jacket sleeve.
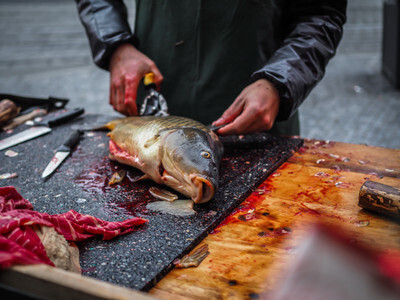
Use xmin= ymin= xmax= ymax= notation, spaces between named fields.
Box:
xmin=75 ymin=0 xmax=138 ymax=70
xmin=250 ymin=0 xmax=347 ymax=121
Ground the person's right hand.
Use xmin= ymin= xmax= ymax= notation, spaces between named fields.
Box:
xmin=109 ymin=43 xmax=163 ymax=115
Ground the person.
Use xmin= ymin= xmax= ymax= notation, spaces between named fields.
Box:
xmin=75 ymin=0 xmax=347 ymax=136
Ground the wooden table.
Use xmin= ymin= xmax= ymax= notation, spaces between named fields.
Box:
xmin=150 ymin=139 xmax=400 ymax=299
xmin=1 ymin=139 xmax=399 ymax=299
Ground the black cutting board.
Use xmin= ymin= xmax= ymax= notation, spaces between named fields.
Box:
xmin=0 ymin=113 xmax=303 ymax=291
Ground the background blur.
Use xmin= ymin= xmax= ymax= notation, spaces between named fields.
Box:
xmin=0 ymin=0 xmax=399 ymax=148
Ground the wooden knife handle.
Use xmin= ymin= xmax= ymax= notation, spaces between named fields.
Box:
xmin=0 ymin=99 xmax=20 ymax=127
xmin=358 ymin=180 xmax=400 ymax=219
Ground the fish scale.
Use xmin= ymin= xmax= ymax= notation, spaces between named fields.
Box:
xmin=106 ymin=116 xmax=211 ymax=133
xmin=105 ymin=115 xmax=224 ymax=204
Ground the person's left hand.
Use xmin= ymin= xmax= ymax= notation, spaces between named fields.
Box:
xmin=212 ymin=79 xmax=280 ymax=136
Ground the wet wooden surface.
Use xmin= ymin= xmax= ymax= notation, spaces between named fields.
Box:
xmin=149 ymin=139 xmax=400 ymax=299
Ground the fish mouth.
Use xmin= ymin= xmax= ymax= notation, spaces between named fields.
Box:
xmin=161 ymin=171 xmax=215 ymax=204
xmin=191 ymin=174 xmax=215 ymax=204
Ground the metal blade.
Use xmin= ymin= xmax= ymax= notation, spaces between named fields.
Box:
xmin=41 ymin=151 xmax=70 ymax=178
xmin=139 ymin=89 xmax=169 ymax=117
xmin=0 ymin=126 xmax=52 ymax=151
xmin=208 ymin=124 xmax=226 ymax=133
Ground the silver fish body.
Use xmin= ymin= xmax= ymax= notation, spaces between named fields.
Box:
xmin=105 ymin=116 xmax=224 ymax=204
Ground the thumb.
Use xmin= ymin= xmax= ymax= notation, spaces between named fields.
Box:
xmin=124 ymin=74 xmax=139 ymax=115
xmin=150 ymin=67 xmax=164 ymax=91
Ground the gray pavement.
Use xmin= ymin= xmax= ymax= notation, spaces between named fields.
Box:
xmin=0 ymin=0 xmax=399 ymax=149
xmin=299 ymin=0 xmax=400 ymax=149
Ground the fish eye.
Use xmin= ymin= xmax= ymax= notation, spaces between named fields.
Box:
xmin=201 ymin=151 xmax=211 ymax=159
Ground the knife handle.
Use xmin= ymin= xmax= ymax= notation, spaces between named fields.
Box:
xmin=143 ymin=72 xmax=157 ymax=90
xmin=58 ymin=130 xmax=82 ymax=152
xmin=45 ymin=107 xmax=84 ymax=127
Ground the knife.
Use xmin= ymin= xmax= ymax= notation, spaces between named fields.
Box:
xmin=0 ymin=107 xmax=84 ymax=151
xmin=42 ymin=129 xmax=82 ymax=179
xmin=139 ymin=73 xmax=169 ymax=116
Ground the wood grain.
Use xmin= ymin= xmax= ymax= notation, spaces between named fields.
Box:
xmin=1 ymin=138 xmax=399 ymax=299
xmin=0 ymin=264 xmax=155 ymax=300
xmin=150 ymin=140 xmax=400 ymax=299
xmin=288 ymin=139 xmax=400 ymax=178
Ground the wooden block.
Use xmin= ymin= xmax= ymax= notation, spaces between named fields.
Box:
xmin=0 ymin=264 xmax=155 ymax=300
xmin=0 ymin=99 xmax=20 ymax=127
xmin=359 ymin=180 xmax=400 ymax=219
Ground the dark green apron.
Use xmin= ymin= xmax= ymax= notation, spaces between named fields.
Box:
xmin=135 ymin=0 xmax=299 ymax=135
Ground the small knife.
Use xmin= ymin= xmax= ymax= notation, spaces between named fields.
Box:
xmin=0 ymin=107 xmax=84 ymax=151
xmin=42 ymin=129 xmax=82 ymax=179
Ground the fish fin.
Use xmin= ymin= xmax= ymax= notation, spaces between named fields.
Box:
xmin=143 ymin=134 xmax=160 ymax=148
xmin=133 ymin=174 xmax=152 ymax=182
xmin=104 ymin=118 xmax=124 ymax=131
xmin=104 ymin=122 xmax=116 ymax=131
xmin=149 ymin=187 xmax=178 ymax=202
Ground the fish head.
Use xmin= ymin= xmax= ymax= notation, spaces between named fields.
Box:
xmin=159 ymin=127 xmax=223 ymax=204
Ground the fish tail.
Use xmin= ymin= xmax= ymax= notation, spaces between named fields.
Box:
xmin=104 ymin=119 xmax=122 ymax=131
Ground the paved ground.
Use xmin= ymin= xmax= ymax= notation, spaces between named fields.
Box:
xmin=0 ymin=0 xmax=399 ymax=149
xmin=299 ymin=0 xmax=400 ymax=149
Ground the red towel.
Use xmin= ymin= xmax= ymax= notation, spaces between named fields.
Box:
xmin=0 ymin=186 xmax=147 ymax=269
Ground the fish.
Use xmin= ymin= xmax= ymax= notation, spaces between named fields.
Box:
xmin=108 ymin=169 xmax=127 ymax=185
xmin=104 ymin=116 xmax=224 ymax=204
xmin=149 ymin=187 xmax=178 ymax=202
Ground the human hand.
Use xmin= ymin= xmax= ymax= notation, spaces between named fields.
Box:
xmin=109 ymin=43 xmax=163 ymax=115
xmin=213 ymin=79 xmax=280 ymax=136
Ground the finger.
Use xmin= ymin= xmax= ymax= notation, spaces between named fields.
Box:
xmin=217 ymin=110 xmax=256 ymax=136
xmin=109 ymin=82 xmax=115 ymax=106
xmin=110 ymin=79 xmax=121 ymax=113
xmin=116 ymin=79 xmax=126 ymax=114
xmin=150 ymin=66 xmax=164 ymax=91
xmin=124 ymin=75 xmax=139 ymax=115
xmin=214 ymin=96 xmax=245 ymax=126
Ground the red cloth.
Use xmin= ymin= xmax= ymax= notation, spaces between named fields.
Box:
xmin=0 ymin=186 xmax=147 ymax=268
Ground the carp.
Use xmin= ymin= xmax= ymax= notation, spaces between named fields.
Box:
xmin=104 ymin=116 xmax=224 ymax=204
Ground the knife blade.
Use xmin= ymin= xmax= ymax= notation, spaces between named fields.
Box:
xmin=208 ymin=123 xmax=227 ymax=133
xmin=0 ymin=107 xmax=84 ymax=151
xmin=42 ymin=129 xmax=82 ymax=179
xmin=139 ymin=73 xmax=169 ymax=116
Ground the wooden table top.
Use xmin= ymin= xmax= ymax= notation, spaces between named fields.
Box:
xmin=149 ymin=139 xmax=400 ymax=299
xmin=1 ymin=138 xmax=399 ymax=299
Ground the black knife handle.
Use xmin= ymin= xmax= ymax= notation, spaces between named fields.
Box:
xmin=58 ymin=130 xmax=82 ymax=152
xmin=44 ymin=107 xmax=84 ymax=127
